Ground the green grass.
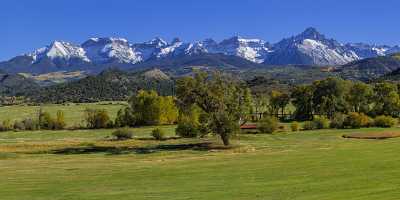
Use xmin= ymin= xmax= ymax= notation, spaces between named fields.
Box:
xmin=1 ymin=127 xmax=400 ymax=199
xmin=0 ymin=102 xmax=125 ymax=127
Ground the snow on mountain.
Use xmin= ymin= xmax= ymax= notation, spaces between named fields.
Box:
xmin=345 ymin=43 xmax=392 ymax=58
xmin=82 ymin=37 xmax=141 ymax=64
xmin=265 ymin=27 xmax=359 ymax=65
xmin=156 ymin=38 xmax=188 ymax=58
xmin=297 ymin=39 xmax=359 ymax=65
xmin=209 ymin=36 xmax=271 ymax=63
xmin=182 ymin=39 xmax=217 ymax=55
xmin=131 ymin=37 xmax=168 ymax=61
xmin=28 ymin=41 xmax=90 ymax=63
xmin=3 ymin=27 xmax=400 ymax=74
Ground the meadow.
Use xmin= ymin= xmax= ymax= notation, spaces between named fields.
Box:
xmin=0 ymin=102 xmax=125 ymax=127
xmin=1 ymin=124 xmax=400 ymax=199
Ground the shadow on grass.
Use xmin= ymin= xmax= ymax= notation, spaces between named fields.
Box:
xmin=51 ymin=142 xmax=231 ymax=155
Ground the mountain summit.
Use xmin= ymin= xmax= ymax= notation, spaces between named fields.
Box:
xmin=264 ymin=27 xmax=359 ymax=65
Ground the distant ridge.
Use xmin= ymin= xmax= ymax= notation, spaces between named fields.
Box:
xmin=1 ymin=27 xmax=399 ymax=74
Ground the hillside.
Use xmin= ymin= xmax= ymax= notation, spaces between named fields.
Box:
xmin=0 ymin=73 xmax=40 ymax=96
xmin=31 ymin=69 xmax=174 ymax=103
xmin=337 ymin=53 xmax=400 ymax=80
xmin=130 ymin=53 xmax=267 ymax=72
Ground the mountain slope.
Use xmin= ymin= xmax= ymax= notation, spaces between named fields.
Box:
xmin=338 ymin=53 xmax=400 ymax=80
xmin=130 ymin=53 xmax=267 ymax=71
xmin=264 ymin=27 xmax=359 ymax=65
xmin=0 ymin=73 xmax=40 ymax=96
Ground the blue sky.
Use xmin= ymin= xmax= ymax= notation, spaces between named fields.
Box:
xmin=1 ymin=0 xmax=400 ymax=61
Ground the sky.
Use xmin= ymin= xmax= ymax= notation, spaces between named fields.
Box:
xmin=1 ymin=0 xmax=400 ymax=61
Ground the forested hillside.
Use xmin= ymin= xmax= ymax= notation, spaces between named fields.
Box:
xmin=31 ymin=69 xmax=175 ymax=103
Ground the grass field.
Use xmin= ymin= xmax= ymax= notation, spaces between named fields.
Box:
xmin=1 ymin=126 xmax=400 ymax=200
xmin=0 ymin=102 xmax=125 ymax=127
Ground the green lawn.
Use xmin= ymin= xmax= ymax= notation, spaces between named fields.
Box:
xmin=0 ymin=102 xmax=125 ymax=127
xmin=1 ymin=126 xmax=400 ymax=199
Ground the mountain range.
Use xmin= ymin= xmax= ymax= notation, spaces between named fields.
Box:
xmin=1 ymin=27 xmax=400 ymax=74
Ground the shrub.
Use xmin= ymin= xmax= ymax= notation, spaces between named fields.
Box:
xmin=291 ymin=122 xmax=300 ymax=132
xmin=330 ymin=112 xmax=346 ymax=129
xmin=112 ymin=128 xmax=133 ymax=140
xmin=344 ymin=112 xmax=370 ymax=129
xmin=84 ymin=109 xmax=111 ymax=129
xmin=13 ymin=121 xmax=25 ymax=131
xmin=54 ymin=110 xmax=66 ymax=130
xmin=303 ymin=121 xmax=316 ymax=130
xmin=22 ymin=118 xmax=39 ymax=130
xmin=1 ymin=119 xmax=13 ymax=131
xmin=313 ymin=117 xmax=330 ymax=129
xmin=374 ymin=115 xmax=397 ymax=128
xmin=39 ymin=112 xmax=55 ymax=130
xmin=151 ymin=128 xmax=165 ymax=140
xmin=258 ymin=116 xmax=278 ymax=134
xmin=114 ymin=107 xmax=135 ymax=128
xmin=175 ymin=122 xmax=199 ymax=138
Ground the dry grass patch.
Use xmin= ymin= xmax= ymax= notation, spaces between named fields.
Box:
xmin=342 ymin=132 xmax=400 ymax=139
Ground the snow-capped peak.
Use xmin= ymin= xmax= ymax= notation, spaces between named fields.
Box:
xmin=146 ymin=37 xmax=168 ymax=47
xmin=13 ymin=28 xmax=400 ymax=71
xmin=156 ymin=38 xmax=186 ymax=58
xmin=82 ymin=37 xmax=141 ymax=64
xmin=27 ymin=40 xmax=89 ymax=62
xmin=213 ymin=36 xmax=271 ymax=63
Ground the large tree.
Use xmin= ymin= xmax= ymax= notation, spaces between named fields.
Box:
xmin=268 ymin=90 xmax=290 ymax=117
xmin=372 ymin=82 xmax=400 ymax=117
xmin=346 ymin=82 xmax=373 ymax=113
xmin=123 ymin=90 xmax=178 ymax=126
xmin=291 ymin=85 xmax=314 ymax=121
xmin=176 ymin=70 xmax=252 ymax=146
xmin=312 ymin=78 xmax=350 ymax=119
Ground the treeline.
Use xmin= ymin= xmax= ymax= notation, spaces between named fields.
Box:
xmin=0 ymin=110 xmax=66 ymax=131
xmin=5 ymin=71 xmax=400 ymax=146
xmin=287 ymin=78 xmax=400 ymax=120
xmin=247 ymin=77 xmax=400 ymax=132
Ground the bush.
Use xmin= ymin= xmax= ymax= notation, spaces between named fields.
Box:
xmin=22 ymin=118 xmax=39 ymax=130
xmin=151 ymin=128 xmax=165 ymax=140
xmin=112 ymin=128 xmax=133 ymax=140
xmin=374 ymin=115 xmax=397 ymax=128
xmin=39 ymin=111 xmax=55 ymax=130
xmin=114 ymin=107 xmax=135 ymax=128
xmin=1 ymin=119 xmax=13 ymax=131
xmin=313 ymin=117 xmax=330 ymax=129
xmin=13 ymin=121 xmax=25 ymax=131
xmin=303 ymin=121 xmax=316 ymax=130
xmin=344 ymin=112 xmax=370 ymax=129
xmin=291 ymin=122 xmax=300 ymax=132
xmin=258 ymin=116 xmax=278 ymax=134
xmin=54 ymin=110 xmax=66 ymax=130
xmin=84 ymin=109 xmax=111 ymax=129
xmin=175 ymin=122 xmax=199 ymax=138
xmin=330 ymin=113 xmax=346 ymax=129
